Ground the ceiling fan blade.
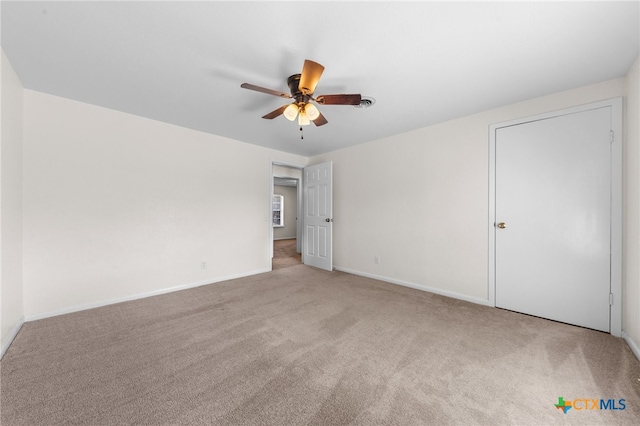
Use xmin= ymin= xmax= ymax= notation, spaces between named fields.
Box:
xmin=262 ymin=105 xmax=289 ymax=119
xmin=241 ymin=83 xmax=291 ymax=98
xmin=298 ymin=60 xmax=325 ymax=95
xmin=312 ymin=112 xmax=328 ymax=126
xmin=316 ymin=94 xmax=362 ymax=105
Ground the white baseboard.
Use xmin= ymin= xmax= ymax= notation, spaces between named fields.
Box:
xmin=1 ymin=316 xmax=25 ymax=359
xmin=25 ymin=268 xmax=271 ymax=322
xmin=622 ymin=332 xmax=640 ymax=363
xmin=334 ymin=266 xmax=493 ymax=307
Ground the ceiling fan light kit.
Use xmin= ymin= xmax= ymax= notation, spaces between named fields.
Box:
xmin=304 ymin=103 xmax=320 ymax=120
xmin=283 ymin=103 xmax=320 ymax=125
xmin=241 ymin=59 xmax=364 ymax=133
xmin=283 ymin=104 xmax=298 ymax=121
xmin=298 ymin=110 xmax=311 ymax=126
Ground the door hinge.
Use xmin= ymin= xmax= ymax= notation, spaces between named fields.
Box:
xmin=610 ymin=130 xmax=614 ymax=143
xmin=609 ymin=293 xmax=613 ymax=306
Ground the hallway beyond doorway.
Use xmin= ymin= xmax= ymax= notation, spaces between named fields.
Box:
xmin=272 ymin=239 xmax=301 ymax=270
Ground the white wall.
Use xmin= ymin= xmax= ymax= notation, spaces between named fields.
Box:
xmin=273 ymin=185 xmax=297 ymax=240
xmin=311 ymin=77 xmax=628 ymax=307
xmin=624 ymin=55 xmax=640 ymax=352
xmin=22 ymin=90 xmax=306 ymax=318
xmin=8 ymin=55 xmax=640 ymax=352
xmin=1 ymin=49 xmax=25 ymax=353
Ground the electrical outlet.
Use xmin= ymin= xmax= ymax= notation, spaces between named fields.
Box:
xmin=374 ymin=256 xmax=380 ymax=264
xmin=201 ymin=261 xmax=206 ymax=270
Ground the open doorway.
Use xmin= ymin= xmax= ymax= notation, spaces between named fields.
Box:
xmin=272 ymin=164 xmax=303 ymax=269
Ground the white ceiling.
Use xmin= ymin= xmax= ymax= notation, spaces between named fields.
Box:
xmin=2 ymin=1 xmax=639 ymax=157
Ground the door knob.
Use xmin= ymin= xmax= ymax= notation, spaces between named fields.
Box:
xmin=497 ymin=222 xmax=506 ymax=229
xmin=325 ymin=218 xmax=333 ymax=222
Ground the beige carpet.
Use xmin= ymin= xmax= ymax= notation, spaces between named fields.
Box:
xmin=1 ymin=265 xmax=639 ymax=425
xmin=272 ymin=238 xmax=301 ymax=270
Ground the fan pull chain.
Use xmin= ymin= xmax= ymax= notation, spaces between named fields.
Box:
xmin=300 ymin=126 xmax=304 ymax=140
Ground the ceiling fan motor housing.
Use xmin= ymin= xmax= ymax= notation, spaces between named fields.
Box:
xmin=287 ymin=74 xmax=311 ymax=104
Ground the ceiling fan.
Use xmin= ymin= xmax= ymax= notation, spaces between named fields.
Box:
xmin=240 ymin=59 xmax=362 ymax=127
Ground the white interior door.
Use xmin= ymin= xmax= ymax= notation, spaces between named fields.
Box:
xmin=494 ymin=107 xmax=612 ymax=332
xmin=303 ymin=161 xmax=333 ymax=271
